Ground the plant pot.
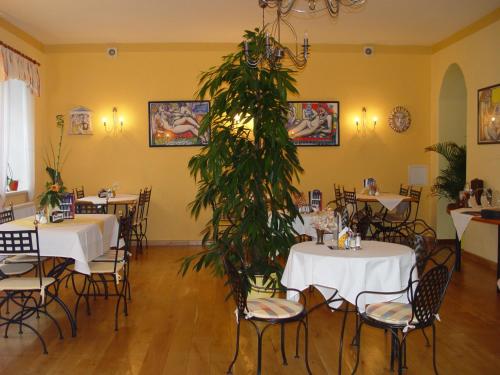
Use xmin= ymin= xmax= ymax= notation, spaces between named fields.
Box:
xmin=8 ymin=180 xmax=19 ymax=191
xmin=247 ymin=273 xmax=278 ymax=300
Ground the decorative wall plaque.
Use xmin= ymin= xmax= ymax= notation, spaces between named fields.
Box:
xmin=388 ymin=106 xmax=411 ymax=133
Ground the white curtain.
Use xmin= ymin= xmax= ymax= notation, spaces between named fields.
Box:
xmin=0 ymin=79 xmax=35 ymax=207
xmin=0 ymin=46 xmax=40 ymax=97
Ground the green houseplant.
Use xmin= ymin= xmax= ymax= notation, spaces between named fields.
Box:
xmin=39 ymin=115 xmax=67 ymax=209
xmin=180 ymin=29 xmax=303 ymax=289
xmin=425 ymin=142 xmax=466 ymax=204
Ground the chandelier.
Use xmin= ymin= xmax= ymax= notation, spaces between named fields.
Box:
xmin=244 ymin=0 xmax=367 ymax=69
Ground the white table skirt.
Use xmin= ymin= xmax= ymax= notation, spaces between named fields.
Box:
xmin=0 ymin=214 xmax=119 ymax=274
xmin=282 ymin=240 xmax=416 ymax=312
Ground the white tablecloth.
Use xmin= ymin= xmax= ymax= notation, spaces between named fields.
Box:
xmin=77 ymin=194 xmax=138 ymax=205
xmin=357 ymin=193 xmax=407 ymax=211
xmin=282 ymin=240 xmax=416 ymax=312
xmin=0 ymin=214 xmax=119 ymax=274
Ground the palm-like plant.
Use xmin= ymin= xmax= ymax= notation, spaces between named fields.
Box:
xmin=425 ymin=142 xmax=466 ymax=202
xmin=180 ymin=29 xmax=303 ymax=287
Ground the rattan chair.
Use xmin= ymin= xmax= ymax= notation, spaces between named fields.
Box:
xmin=71 ymin=209 xmax=134 ymax=331
xmin=0 ymin=227 xmax=71 ymax=354
xmin=352 ymin=247 xmax=455 ymax=375
xmin=223 ymin=255 xmax=312 ymax=375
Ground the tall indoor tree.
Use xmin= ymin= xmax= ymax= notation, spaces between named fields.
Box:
xmin=181 ymin=29 xmax=303 ymax=287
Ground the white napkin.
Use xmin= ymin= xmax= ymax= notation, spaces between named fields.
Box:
xmin=450 ymin=209 xmax=474 ymax=241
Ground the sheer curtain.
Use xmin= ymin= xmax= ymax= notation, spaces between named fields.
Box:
xmin=0 ymin=79 xmax=35 ymax=207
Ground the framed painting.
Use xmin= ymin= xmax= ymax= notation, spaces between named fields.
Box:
xmin=148 ymin=100 xmax=210 ymax=147
xmin=477 ymin=84 xmax=500 ymax=144
xmin=286 ymin=101 xmax=340 ymax=146
xmin=69 ymin=106 xmax=93 ymax=135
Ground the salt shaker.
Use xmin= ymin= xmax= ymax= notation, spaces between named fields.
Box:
xmin=355 ymin=233 xmax=362 ymax=250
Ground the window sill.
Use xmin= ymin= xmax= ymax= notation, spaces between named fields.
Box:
xmin=4 ymin=190 xmax=29 ymax=206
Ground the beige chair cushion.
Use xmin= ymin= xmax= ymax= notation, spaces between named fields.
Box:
xmin=93 ymin=250 xmax=125 ymax=262
xmin=0 ymin=262 xmax=34 ymax=276
xmin=246 ymin=298 xmax=304 ymax=319
xmin=0 ymin=277 xmax=55 ymax=291
xmin=5 ymin=255 xmax=48 ymax=263
xmin=88 ymin=261 xmax=124 ymax=274
xmin=366 ymin=302 xmax=417 ymax=325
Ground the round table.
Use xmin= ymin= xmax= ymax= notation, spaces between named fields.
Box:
xmin=282 ymin=240 xmax=416 ymax=311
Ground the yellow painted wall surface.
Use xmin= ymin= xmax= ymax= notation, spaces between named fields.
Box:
xmin=0 ymin=23 xmax=47 ymax=202
xmin=430 ymin=20 xmax=500 ymax=262
xmin=45 ymin=45 xmax=431 ymax=241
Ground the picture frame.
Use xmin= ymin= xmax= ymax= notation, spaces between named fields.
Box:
xmin=69 ymin=106 xmax=93 ymax=135
xmin=477 ymin=83 xmax=500 ymax=145
xmin=286 ymin=101 xmax=340 ymax=146
xmin=148 ymin=100 xmax=210 ymax=147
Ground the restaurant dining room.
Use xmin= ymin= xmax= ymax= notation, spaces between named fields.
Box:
xmin=0 ymin=1 xmax=499 ymax=374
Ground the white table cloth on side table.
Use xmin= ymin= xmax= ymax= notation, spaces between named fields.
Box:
xmin=282 ymin=240 xmax=416 ymax=312
xmin=0 ymin=214 xmax=119 ymax=275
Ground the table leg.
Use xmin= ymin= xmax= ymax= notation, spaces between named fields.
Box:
xmin=454 ymin=233 xmax=461 ymax=272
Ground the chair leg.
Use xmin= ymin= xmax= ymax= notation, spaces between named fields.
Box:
xmin=432 ymin=323 xmax=439 ymax=375
xmin=280 ymin=323 xmax=288 ymax=365
xmin=257 ymin=330 xmax=264 ymax=375
xmin=295 ymin=319 xmax=302 ymax=358
xmin=303 ymin=319 xmax=312 ymax=375
xmin=351 ymin=321 xmax=363 ymax=374
xmin=390 ymin=329 xmax=397 ymax=372
xmin=227 ymin=320 xmax=241 ymax=374
xmin=421 ymin=327 xmax=431 ymax=347
xmin=46 ymin=290 xmax=76 ymax=337
xmin=114 ymin=278 xmax=127 ymax=331
xmin=338 ymin=304 xmax=349 ymax=375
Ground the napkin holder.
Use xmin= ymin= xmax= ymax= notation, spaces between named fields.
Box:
xmin=50 ymin=211 xmax=65 ymax=223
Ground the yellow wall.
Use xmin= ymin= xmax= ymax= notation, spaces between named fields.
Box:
xmin=43 ymin=45 xmax=432 ymax=242
xmin=430 ymin=20 xmax=500 ymax=262
xmin=0 ymin=21 xmax=47 ymax=202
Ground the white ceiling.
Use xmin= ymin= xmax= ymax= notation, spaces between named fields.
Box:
xmin=1 ymin=0 xmax=499 ymax=46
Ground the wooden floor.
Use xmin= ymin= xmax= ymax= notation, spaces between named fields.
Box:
xmin=0 ymin=246 xmax=499 ymax=374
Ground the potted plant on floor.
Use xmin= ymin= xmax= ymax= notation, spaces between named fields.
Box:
xmin=425 ymin=141 xmax=466 ymax=210
xmin=180 ymin=29 xmax=303 ymax=292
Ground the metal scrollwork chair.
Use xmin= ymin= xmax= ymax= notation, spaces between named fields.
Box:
xmin=71 ymin=209 xmax=134 ymax=331
xmin=75 ymin=201 xmax=108 ymax=214
xmin=352 ymin=247 xmax=455 ymax=375
xmin=343 ymin=188 xmax=371 ymax=238
xmin=74 ymin=186 xmax=85 ymax=199
xmin=223 ymin=256 xmax=312 ymax=375
xmin=0 ymin=227 xmax=71 ymax=354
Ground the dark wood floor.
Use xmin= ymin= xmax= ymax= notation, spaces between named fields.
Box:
xmin=0 ymin=247 xmax=499 ymax=374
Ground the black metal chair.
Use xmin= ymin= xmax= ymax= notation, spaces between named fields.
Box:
xmin=74 ymin=186 xmax=85 ymax=199
xmin=223 ymin=255 xmax=312 ymax=375
xmin=343 ymin=188 xmax=370 ymax=238
xmin=71 ymin=209 xmax=134 ymax=331
xmin=352 ymin=247 xmax=455 ymax=375
xmin=131 ymin=187 xmax=151 ymax=257
xmin=0 ymin=227 xmax=71 ymax=353
xmin=75 ymin=201 xmax=108 ymax=214
xmin=0 ymin=203 xmax=15 ymax=224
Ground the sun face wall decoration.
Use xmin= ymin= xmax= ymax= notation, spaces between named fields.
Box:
xmin=388 ymin=106 xmax=411 ymax=133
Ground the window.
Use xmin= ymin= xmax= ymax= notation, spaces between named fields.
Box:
xmin=0 ymin=79 xmax=35 ymax=199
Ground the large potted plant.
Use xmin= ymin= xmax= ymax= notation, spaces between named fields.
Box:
xmin=425 ymin=141 xmax=466 ymax=208
xmin=180 ymin=29 xmax=303 ymax=291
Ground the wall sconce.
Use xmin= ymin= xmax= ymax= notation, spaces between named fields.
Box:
xmin=355 ymin=107 xmax=377 ymax=131
xmin=102 ymin=107 xmax=124 ymax=133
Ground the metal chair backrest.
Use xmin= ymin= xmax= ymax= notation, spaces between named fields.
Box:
xmin=342 ymin=188 xmax=359 ymax=224
xmin=74 ymin=186 xmax=85 ymax=199
xmin=334 ymin=184 xmax=345 ymax=210
xmin=409 ymin=187 xmax=422 ymax=220
xmin=410 ymin=247 xmax=454 ymax=326
xmin=75 ymin=202 xmax=108 ymax=214
xmin=0 ymin=227 xmax=42 ymax=286
xmin=111 ymin=208 xmax=135 ymax=272
xmin=142 ymin=186 xmax=152 ymax=218
xmin=399 ymin=184 xmax=410 ymax=196
xmin=0 ymin=203 xmax=15 ymax=224
xmin=222 ymin=255 xmax=249 ymax=315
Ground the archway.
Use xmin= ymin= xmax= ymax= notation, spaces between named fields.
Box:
xmin=436 ymin=63 xmax=467 ymax=238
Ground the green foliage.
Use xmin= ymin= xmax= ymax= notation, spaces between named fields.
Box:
xmin=39 ymin=115 xmax=67 ymax=208
xmin=425 ymin=142 xmax=466 ymax=202
xmin=180 ymin=29 xmax=303 ymax=284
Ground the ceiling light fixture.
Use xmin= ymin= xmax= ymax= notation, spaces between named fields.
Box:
xmin=244 ymin=0 xmax=367 ymax=69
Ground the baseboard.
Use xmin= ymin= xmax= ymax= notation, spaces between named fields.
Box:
xmin=462 ymin=249 xmax=497 ymax=272
xmin=147 ymin=240 xmax=202 ymax=247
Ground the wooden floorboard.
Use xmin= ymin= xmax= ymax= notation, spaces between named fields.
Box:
xmin=1 ymin=246 xmax=499 ymax=374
